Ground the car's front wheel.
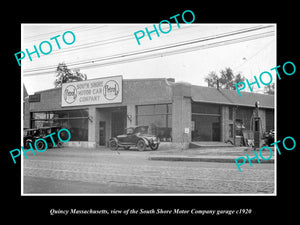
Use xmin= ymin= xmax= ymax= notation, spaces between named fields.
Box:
xmin=137 ymin=139 xmax=146 ymax=151
xmin=149 ymin=142 xmax=159 ymax=150
xmin=109 ymin=139 xmax=118 ymax=151
xmin=35 ymin=139 xmax=46 ymax=151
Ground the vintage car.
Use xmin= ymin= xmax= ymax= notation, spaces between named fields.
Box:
xmin=23 ymin=126 xmax=63 ymax=150
xmin=109 ymin=126 xmax=160 ymax=151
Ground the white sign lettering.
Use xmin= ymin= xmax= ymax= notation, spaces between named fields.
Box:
xmin=61 ymin=75 xmax=122 ymax=107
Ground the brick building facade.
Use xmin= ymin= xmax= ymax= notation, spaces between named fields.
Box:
xmin=24 ymin=77 xmax=274 ymax=149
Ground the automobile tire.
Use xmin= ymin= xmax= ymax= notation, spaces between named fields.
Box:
xmin=109 ymin=140 xmax=118 ymax=151
xmin=57 ymin=142 xmax=63 ymax=148
xmin=25 ymin=140 xmax=32 ymax=149
xmin=149 ymin=143 xmax=159 ymax=150
xmin=35 ymin=140 xmax=46 ymax=151
xmin=137 ymin=139 xmax=146 ymax=151
xmin=48 ymin=142 xmax=53 ymax=149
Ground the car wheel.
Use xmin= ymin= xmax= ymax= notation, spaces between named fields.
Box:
xmin=150 ymin=143 xmax=159 ymax=150
xmin=137 ymin=139 xmax=146 ymax=151
xmin=109 ymin=139 xmax=118 ymax=151
xmin=25 ymin=140 xmax=32 ymax=149
xmin=57 ymin=142 xmax=63 ymax=148
xmin=35 ymin=140 xmax=46 ymax=151
xmin=48 ymin=142 xmax=53 ymax=149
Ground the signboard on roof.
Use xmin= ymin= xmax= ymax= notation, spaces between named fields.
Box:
xmin=61 ymin=75 xmax=122 ymax=107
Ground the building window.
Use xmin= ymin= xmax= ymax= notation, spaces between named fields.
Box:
xmin=229 ymin=107 xmax=233 ymax=120
xmin=191 ymin=103 xmax=221 ymax=141
xmin=136 ymin=104 xmax=172 ymax=142
xmin=235 ymin=119 xmax=245 ymax=136
xmin=192 ymin=102 xmax=220 ymax=115
xmin=229 ymin=124 xmax=233 ymax=138
xmin=31 ymin=109 xmax=89 ymax=141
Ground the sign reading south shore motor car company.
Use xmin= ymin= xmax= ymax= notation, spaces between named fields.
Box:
xmin=61 ymin=75 xmax=122 ymax=107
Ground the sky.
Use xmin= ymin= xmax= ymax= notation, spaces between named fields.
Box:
xmin=21 ymin=23 xmax=276 ymax=95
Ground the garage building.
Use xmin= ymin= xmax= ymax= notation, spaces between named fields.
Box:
xmin=24 ymin=76 xmax=274 ymax=149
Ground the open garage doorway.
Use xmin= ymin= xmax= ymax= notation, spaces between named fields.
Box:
xmin=191 ymin=102 xmax=221 ymax=142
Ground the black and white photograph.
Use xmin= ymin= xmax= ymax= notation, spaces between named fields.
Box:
xmin=4 ymin=4 xmax=298 ymax=220
xmin=21 ymin=23 xmax=276 ymax=195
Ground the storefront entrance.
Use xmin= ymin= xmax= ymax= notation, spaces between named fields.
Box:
xmin=191 ymin=102 xmax=221 ymax=142
xmin=97 ymin=107 xmax=127 ymax=146
xmin=111 ymin=109 xmax=127 ymax=137
xmin=99 ymin=121 xmax=106 ymax=146
xmin=192 ymin=115 xmax=220 ymax=141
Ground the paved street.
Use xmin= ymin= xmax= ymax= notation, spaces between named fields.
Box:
xmin=23 ymin=147 xmax=275 ymax=194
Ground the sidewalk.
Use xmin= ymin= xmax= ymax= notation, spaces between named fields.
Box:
xmin=49 ymin=145 xmax=275 ymax=164
xmin=148 ymin=147 xmax=275 ymax=163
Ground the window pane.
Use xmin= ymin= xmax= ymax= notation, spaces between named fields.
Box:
xmin=192 ymin=103 xmax=220 ymax=114
xmin=137 ymin=105 xmax=154 ymax=115
xmin=136 ymin=104 xmax=172 ymax=142
xmin=167 ymin=115 xmax=172 ymax=128
xmin=68 ymin=109 xmax=89 ymax=118
xmin=155 ymin=104 xmax=167 ymax=114
xmin=32 ymin=112 xmax=47 ymax=119
xmin=192 ymin=115 xmax=220 ymax=141
xmin=229 ymin=107 xmax=233 ymax=120
xmin=137 ymin=115 xmax=171 ymax=141
xmin=229 ymin=124 xmax=233 ymax=138
xmin=167 ymin=104 xmax=172 ymax=114
xmin=57 ymin=111 xmax=69 ymax=118
xmin=68 ymin=118 xmax=88 ymax=141
xmin=236 ymin=107 xmax=252 ymax=130
xmin=31 ymin=110 xmax=89 ymax=141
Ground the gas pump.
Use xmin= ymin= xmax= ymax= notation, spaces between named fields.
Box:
xmin=253 ymin=101 xmax=262 ymax=149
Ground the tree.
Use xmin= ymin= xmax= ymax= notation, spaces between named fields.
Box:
xmin=204 ymin=67 xmax=246 ymax=90
xmin=54 ymin=62 xmax=87 ymax=88
xmin=264 ymin=83 xmax=275 ymax=95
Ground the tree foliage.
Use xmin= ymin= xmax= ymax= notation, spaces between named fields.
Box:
xmin=204 ymin=67 xmax=246 ymax=90
xmin=264 ymin=83 xmax=275 ymax=95
xmin=54 ymin=62 xmax=87 ymax=88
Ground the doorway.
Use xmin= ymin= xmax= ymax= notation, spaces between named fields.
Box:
xmin=191 ymin=102 xmax=221 ymax=142
xmin=99 ymin=121 xmax=106 ymax=146
xmin=111 ymin=108 xmax=127 ymax=137
xmin=192 ymin=115 xmax=221 ymax=141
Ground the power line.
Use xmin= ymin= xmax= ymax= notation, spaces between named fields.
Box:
xmin=233 ymin=38 xmax=275 ymax=71
xmin=24 ymin=25 xmax=273 ymax=72
xmin=23 ymin=25 xmax=196 ymax=61
xmin=23 ymin=25 xmax=107 ymax=41
xmin=23 ymin=25 xmax=274 ymax=76
xmin=23 ymin=31 xmax=274 ymax=76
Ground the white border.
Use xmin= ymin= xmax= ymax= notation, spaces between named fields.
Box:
xmin=21 ymin=23 xmax=277 ymax=196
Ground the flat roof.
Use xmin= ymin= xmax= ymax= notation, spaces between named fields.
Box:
xmin=31 ymin=77 xmax=274 ymax=109
xmin=191 ymin=85 xmax=274 ymax=109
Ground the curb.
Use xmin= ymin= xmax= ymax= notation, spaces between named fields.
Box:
xmin=148 ymin=156 xmax=274 ymax=163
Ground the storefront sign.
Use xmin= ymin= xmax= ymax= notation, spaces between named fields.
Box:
xmin=28 ymin=93 xmax=40 ymax=102
xmin=61 ymin=75 xmax=122 ymax=107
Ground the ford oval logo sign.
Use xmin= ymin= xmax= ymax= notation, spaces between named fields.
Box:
xmin=103 ymin=80 xmax=120 ymax=100
xmin=63 ymin=84 xmax=77 ymax=104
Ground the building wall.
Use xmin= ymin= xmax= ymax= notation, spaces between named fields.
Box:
xmin=25 ymin=78 xmax=274 ymax=149
xmin=24 ymin=97 xmax=30 ymax=129
xmin=26 ymin=78 xmax=173 ymax=148
xmin=28 ymin=78 xmax=173 ymax=112
xmin=221 ymin=105 xmax=230 ymax=142
xmin=171 ymin=82 xmax=192 ymax=149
